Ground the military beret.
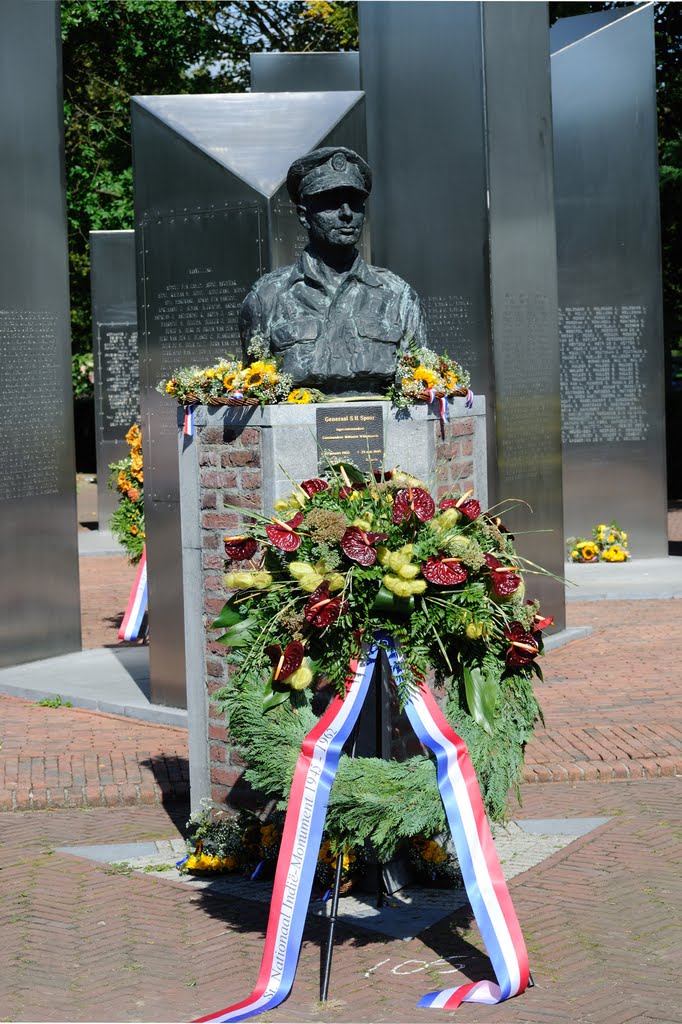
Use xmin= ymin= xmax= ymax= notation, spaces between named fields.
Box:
xmin=286 ymin=147 xmax=372 ymax=204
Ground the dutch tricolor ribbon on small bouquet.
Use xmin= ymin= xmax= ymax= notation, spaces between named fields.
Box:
xmin=118 ymin=546 xmax=148 ymax=641
xmin=193 ymin=636 xmax=529 ymax=1023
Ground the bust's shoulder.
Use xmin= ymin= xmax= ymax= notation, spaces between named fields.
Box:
xmin=365 ymin=263 xmax=420 ymax=300
xmin=247 ymin=265 xmax=295 ymax=296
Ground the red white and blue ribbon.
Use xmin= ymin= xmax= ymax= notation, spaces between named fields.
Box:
xmin=194 ymin=636 xmax=528 ymax=1021
xmin=184 ymin=402 xmax=198 ymax=437
xmin=425 ymin=387 xmax=449 ymax=423
xmin=194 ymin=644 xmax=380 ymax=1023
xmin=118 ymin=546 xmax=148 ymax=641
xmin=383 ymin=637 xmax=529 ymax=1009
xmin=465 ymin=388 xmax=474 ymax=409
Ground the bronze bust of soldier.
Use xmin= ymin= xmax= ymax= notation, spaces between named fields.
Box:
xmin=239 ymin=146 xmax=426 ymax=396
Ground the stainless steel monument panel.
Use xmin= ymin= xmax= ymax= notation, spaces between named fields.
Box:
xmin=250 ymin=51 xmax=360 ymax=92
xmin=551 ymin=4 xmax=668 ymax=556
xmin=0 ymin=0 xmax=81 ymax=666
xmin=359 ymin=0 xmax=565 ymax=627
xmin=90 ymin=230 xmax=138 ymax=528
xmin=482 ymin=3 xmax=564 ymax=619
xmin=132 ymin=92 xmax=367 ymax=707
xmin=359 ymin=2 xmax=491 ymax=394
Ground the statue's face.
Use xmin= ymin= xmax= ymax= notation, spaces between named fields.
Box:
xmin=297 ymin=187 xmax=366 ymax=249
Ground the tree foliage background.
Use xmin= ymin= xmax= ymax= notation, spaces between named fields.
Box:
xmin=61 ymin=0 xmax=357 ymax=356
xmin=63 ymin=0 xmax=679 ymax=363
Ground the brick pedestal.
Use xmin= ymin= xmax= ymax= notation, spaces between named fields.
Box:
xmin=177 ymin=398 xmax=486 ymax=810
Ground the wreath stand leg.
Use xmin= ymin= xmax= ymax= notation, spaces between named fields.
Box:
xmin=320 ymin=651 xmax=390 ymax=1001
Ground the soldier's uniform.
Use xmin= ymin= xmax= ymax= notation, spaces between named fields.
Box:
xmin=239 ymin=147 xmax=426 ymax=395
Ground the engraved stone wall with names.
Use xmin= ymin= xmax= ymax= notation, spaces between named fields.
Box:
xmin=560 ymin=304 xmax=648 ymax=444
xmin=0 ymin=310 xmax=61 ymax=499
xmin=154 ymin=276 xmax=246 ymax=376
xmin=497 ymin=292 xmax=556 ymax=483
xmin=96 ymin=323 xmax=140 ymax=441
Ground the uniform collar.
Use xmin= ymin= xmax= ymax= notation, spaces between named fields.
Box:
xmin=289 ymin=248 xmax=382 ymax=289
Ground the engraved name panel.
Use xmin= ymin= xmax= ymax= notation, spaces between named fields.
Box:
xmin=96 ymin=323 xmax=140 ymax=441
xmin=496 ymin=292 xmax=557 ymax=483
xmin=422 ymin=294 xmax=474 ymax=367
xmin=559 ymin=304 xmax=648 ymax=444
xmin=0 ymin=310 xmax=62 ymax=500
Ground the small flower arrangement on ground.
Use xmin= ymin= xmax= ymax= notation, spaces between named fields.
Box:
xmin=387 ymin=345 xmax=471 ymax=410
xmin=407 ymin=834 xmax=461 ymax=887
xmin=108 ymin=424 xmax=145 ymax=563
xmin=568 ymin=521 xmax=630 ymax=563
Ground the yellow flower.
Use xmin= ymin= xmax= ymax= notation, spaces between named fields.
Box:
xmin=284 ymin=663 xmax=314 ymax=691
xmin=130 ymin=525 xmax=139 ymax=536
xmin=287 ymin=388 xmax=312 ymax=404
xmin=223 ymin=372 xmax=238 ymax=390
xmin=224 ymin=570 xmax=273 ymax=590
xmin=571 ymin=549 xmax=579 ymax=560
xmin=165 ymin=380 xmax=177 ymax=395
xmin=622 ymin=532 xmax=627 ymax=541
xmin=412 ymin=366 xmax=438 ymax=389
xmin=444 ymin=370 xmax=459 ymax=389
xmin=126 ymin=424 xmax=141 ymax=444
xmin=580 ymin=543 xmax=598 ymax=561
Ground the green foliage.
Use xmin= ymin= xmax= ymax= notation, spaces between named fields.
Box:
xmin=213 ymin=470 xmax=547 ymax=858
xmin=35 ymin=695 xmax=73 ymax=708
xmin=72 ymin=351 xmax=94 ymax=398
xmin=61 ymin=1 xmax=355 ymax=355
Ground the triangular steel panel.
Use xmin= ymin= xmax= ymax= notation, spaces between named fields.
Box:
xmin=550 ymin=3 xmax=649 ymax=55
xmin=132 ymin=92 xmax=364 ymax=199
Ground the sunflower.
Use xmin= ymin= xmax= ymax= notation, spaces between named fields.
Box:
xmin=580 ymin=543 xmax=598 ymax=561
xmin=412 ymin=366 xmax=438 ymax=389
xmin=444 ymin=370 xmax=460 ymax=389
xmin=287 ymin=388 xmax=312 ymax=404
xmin=222 ymin=372 xmax=238 ymax=390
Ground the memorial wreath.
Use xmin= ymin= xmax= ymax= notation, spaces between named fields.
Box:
xmin=212 ymin=463 xmax=551 ymax=860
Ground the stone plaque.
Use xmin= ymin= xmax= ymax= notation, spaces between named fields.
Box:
xmin=96 ymin=323 xmax=139 ymax=442
xmin=316 ymin=406 xmax=384 ymax=474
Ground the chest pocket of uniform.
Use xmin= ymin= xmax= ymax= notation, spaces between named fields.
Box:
xmin=271 ymin=318 xmax=320 ymax=351
xmin=354 ymin=314 xmax=402 ymax=345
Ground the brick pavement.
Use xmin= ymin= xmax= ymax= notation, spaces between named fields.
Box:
xmin=1 ymin=551 xmax=681 ymax=1022
xmin=523 ymin=599 xmax=682 ymax=783
xmin=79 ymin=553 xmax=139 ymax=649
xmin=0 ymin=779 xmax=679 ymax=1023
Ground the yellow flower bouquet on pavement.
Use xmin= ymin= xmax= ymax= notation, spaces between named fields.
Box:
xmin=568 ymin=521 xmax=630 ymax=563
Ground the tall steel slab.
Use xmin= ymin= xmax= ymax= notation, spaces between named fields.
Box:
xmin=131 ymin=92 xmax=367 ymax=707
xmin=250 ymin=51 xmax=360 ymax=92
xmin=551 ymin=4 xmax=667 ymax=556
xmin=0 ymin=0 xmax=81 ymax=666
xmin=359 ymin=1 xmax=565 ymax=627
xmin=90 ymin=231 xmax=139 ymax=529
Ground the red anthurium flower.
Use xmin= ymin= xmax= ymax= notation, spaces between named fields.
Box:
xmin=340 ymin=526 xmax=388 ymax=566
xmin=504 ymin=623 xmax=540 ymax=668
xmin=265 ymin=511 xmax=304 ymax=551
xmin=392 ymin=486 xmax=436 ymax=524
xmin=265 ymin=640 xmax=305 ymax=681
xmin=439 ymin=490 xmax=481 ymax=520
xmin=304 ymin=582 xmax=347 ymax=628
xmin=224 ymin=535 xmax=258 ymax=561
xmin=532 ymin=612 xmax=554 ymax=632
xmin=300 ymin=478 xmax=329 ymax=497
xmin=422 ymin=555 xmax=469 ymax=586
xmin=484 ymin=553 xmax=522 ymax=596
